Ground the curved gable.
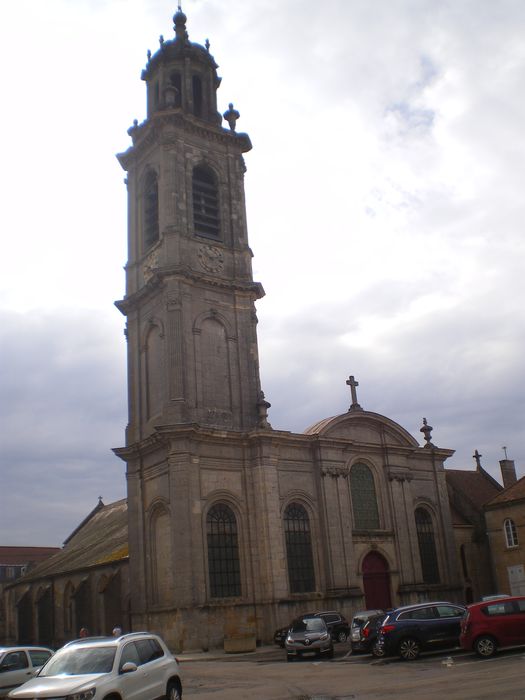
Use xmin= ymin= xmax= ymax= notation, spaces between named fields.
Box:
xmin=304 ymin=410 xmax=419 ymax=448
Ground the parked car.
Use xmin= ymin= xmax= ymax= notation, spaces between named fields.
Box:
xmin=374 ymin=602 xmax=465 ymax=660
xmin=275 ymin=610 xmax=349 ymax=647
xmin=314 ymin=611 xmax=350 ymax=642
xmin=285 ymin=615 xmax=334 ymax=661
xmin=460 ymin=595 xmax=525 ymax=657
xmin=351 ymin=613 xmax=386 ymax=654
xmin=274 ymin=624 xmax=290 ymax=648
xmin=0 ymin=647 xmax=53 ymax=698
xmin=7 ymin=632 xmax=182 ymax=700
xmin=350 ymin=609 xmax=384 ymax=650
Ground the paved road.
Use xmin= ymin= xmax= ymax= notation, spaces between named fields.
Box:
xmin=179 ymin=645 xmax=525 ymax=699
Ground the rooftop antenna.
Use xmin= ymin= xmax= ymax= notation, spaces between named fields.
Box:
xmin=502 ymin=446 xmax=508 ymax=459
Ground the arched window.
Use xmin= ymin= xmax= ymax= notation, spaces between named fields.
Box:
xmin=192 ymin=165 xmax=220 ymax=238
xmin=284 ymin=503 xmax=315 ymax=593
xmin=504 ymin=518 xmax=518 ymax=548
xmin=192 ymin=75 xmax=203 ymax=117
xmin=206 ymin=503 xmax=241 ymax=598
xmin=415 ymin=507 xmax=440 ymax=584
xmin=350 ymin=463 xmax=380 ymax=529
xmin=143 ymin=171 xmax=159 ymax=249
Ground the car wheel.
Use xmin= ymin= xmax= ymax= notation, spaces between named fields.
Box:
xmin=337 ymin=630 xmax=348 ymax=643
xmin=398 ymin=637 xmax=421 ymax=660
xmin=372 ymin=642 xmax=385 ymax=658
xmin=166 ymin=680 xmax=182 ymax=700
xmin=474 ymin=635 xmax=497 ymax=658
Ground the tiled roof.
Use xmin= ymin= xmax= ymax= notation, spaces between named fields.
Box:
xmin=445 ymin=468 xmax=502 ymax=510
xmin=485 ymin=475 xmax=525 ymax=507
xmin=10 ymin=499 xmax=128 ymax=583
xmin=0 ymin=547 xmax=60 ymax=566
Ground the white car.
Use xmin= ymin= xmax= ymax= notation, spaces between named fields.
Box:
xmin=0 ymin=647 xmax=53 ymax=698
xmin=8 ymin=632 xmax=182 ymax=700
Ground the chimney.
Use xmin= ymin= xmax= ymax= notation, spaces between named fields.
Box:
xmin=500 ymin=459 xmax=517 ymax=489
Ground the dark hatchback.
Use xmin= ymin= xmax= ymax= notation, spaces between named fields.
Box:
xmin=351 ymin=613 xmax=386 ymax=654
xmin=374 ymin=601 xmax=465 ymax=660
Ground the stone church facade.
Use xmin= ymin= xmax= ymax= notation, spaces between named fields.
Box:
xmin=113 ymin=9 xmax=462 ymax=652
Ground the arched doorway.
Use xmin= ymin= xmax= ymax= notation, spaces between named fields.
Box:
xmin=362 ymin=551 xmax=392 ymax=610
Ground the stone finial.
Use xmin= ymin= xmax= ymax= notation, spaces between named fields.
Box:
xmin=256 ymin=391 xmax=272 ymax=429
xmin=346 ymin=375 xmax=362 ymax=411
xmin=205 ymin=38 xmax=210 ymax=52
xmin=420 ymin=417 xmax=434 ymax=448
xmin=173 ymin=8 xmax=189 ymax=42
xmin=159 ymin=34 xmax=165 ymax=47
xmin=147 ymin=49 xmax=151 ymax=61
xmin=223 ymin=103 xmax=240 ymax=131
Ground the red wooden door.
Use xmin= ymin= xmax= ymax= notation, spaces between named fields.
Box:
xmin=362 ymin=551 xmax=392 ymax=609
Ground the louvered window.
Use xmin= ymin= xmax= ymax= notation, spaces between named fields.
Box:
xmin=143 ymin=171 xmax=159 ymax=249
xmin=192 ymin=165 xmax=220 ymax=238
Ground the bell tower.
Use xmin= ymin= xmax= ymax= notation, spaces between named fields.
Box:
xmin=116 ymin=9 xmax=268 ymax=442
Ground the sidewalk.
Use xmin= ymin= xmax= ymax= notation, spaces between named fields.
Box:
xmin=176 ymin=644 xmax=278 ymax=663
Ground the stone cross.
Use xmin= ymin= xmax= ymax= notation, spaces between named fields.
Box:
xmin=473 ymin=449 xmax=482 ymax=469
xmin=346 ymin=375 xmax=362 ymax=411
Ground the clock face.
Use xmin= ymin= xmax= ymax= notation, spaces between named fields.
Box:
xmin=198 ymin=244 xmax=224 ymax=273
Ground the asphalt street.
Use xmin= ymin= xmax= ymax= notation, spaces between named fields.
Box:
xmin=178 ymin=644 xmax=525 ymax=699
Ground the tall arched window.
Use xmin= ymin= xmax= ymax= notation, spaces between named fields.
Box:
xmin=206 ymin=503 xmax=241 ymax=598
xmin=143 ymin=171 xmax=159 ymax=249
xmin=415 ymin=507 xmax=440 ymax=584
xmin=284 ymin=503 xmax=315 ymax=593
xmin=350 ymin=463 xmax=380 ymax=529
xmin=504 ymin=518 xmax=519 ymax=548
xmin=192 ymin=165 xmax=220 ymax=238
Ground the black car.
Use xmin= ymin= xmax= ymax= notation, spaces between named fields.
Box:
xmin=351 ymin=612 xmax=385 ymax=654
xmin=273 ymin=625 xmax=290 ymax=647
xmin=314 ymin=611 xmax=350 ymax=642
xmin=374 ymin=601 xmax=465 ymax=660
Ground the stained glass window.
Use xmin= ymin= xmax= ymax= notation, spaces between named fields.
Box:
xmin=284 ymin=503 xmax=315 ymax=593
xmin=350 ymin=463 xmax=380 ymax=529
xmin=415 ymin=507 xmax=440 ymax=584
xmin=207 ymin=504 xmax=241 ymax=598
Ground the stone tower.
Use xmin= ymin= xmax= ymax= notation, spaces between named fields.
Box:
xmin=116 ymin=8 xmax=266 ymax=442
xmin=115 ymin=9 xmax=461 ymax=653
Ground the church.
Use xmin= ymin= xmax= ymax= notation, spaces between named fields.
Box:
xmin=111 ymin=7 xmax=462 ymax=651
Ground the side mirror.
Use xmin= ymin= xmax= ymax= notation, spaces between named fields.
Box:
xmin=120 ymin=661 xmax=138 ymax=674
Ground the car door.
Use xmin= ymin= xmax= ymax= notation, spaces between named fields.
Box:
xmin=434 ymin=605 xmax=464 ymax=647
xmin=0 ymin=651 xmax=33 ymax=695
xmin=135 ymin=638 xmax=165 ymax=699
xmin=117 ymin=641 xmax=151 ymax=700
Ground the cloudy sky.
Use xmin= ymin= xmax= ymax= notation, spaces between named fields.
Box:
xmin=1 ymin=0 xmax=524 ymax=546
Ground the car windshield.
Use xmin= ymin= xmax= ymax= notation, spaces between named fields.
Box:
xmin=292 ymin=618 xmax=325 ymax=633
xmin=41 ymin=646 xmax=116 ymax=676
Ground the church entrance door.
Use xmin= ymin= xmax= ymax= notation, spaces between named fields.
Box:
xmin=362 ymin=551 xmax=392 ymax=610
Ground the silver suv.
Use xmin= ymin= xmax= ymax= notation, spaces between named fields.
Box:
xmin=285 ymin=615 xmax=334 ymax=661
xmin=8 ymin=632 xmax=182 ymax=700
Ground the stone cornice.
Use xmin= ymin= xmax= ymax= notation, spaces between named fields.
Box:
xmin=117 ymin=112 xmax=251 ymax=171
xmin=115 ymin=266 xmax=264 ymax=315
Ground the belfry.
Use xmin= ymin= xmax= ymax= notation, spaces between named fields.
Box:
xmin=114 ymin=8 xmax=461 ymax=651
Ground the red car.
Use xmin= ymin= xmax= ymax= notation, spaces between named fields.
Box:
xmin=460 ymin=595 xmax=525 ymax=657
